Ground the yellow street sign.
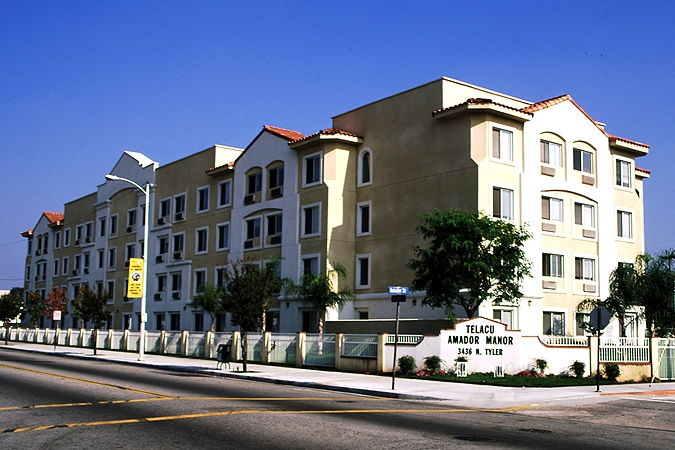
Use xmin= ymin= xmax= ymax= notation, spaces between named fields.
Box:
xmin=127 ymin=258 xmax=144 ymax=298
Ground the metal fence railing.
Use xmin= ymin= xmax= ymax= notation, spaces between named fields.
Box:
xmin=386 ymin=335 xmax=424 ymax=345
xmin=165 ymin=332 xmax=182 ymax=355
xmin=541 ymin=336 xmax=589 ymax=346
xmin=304 ymin=334 xmax=335 ymax=367
xmin=268 ymin=334 xmax=296 ymax=365
xmin=342 ymin=334 xmax=377 ymax=358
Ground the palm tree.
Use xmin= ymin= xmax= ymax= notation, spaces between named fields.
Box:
xmin=191 ymin=283 xmax=223 ymax=332
xmin=286 ymin=262 xmax=354 ymax=336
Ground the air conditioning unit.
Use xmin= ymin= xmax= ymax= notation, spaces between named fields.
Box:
xmin=270 ymin=187 xmax=283 ymax=198
xmin=85 ymin=237 xmax=91 ymax=243
xmin=73 ymin=269 xmax=79 ymax=276
xmin=156 ymin=255 xmax=164 ymax=263
xmin=83 ymin=268 xmax=89 ymax=274
xmin=124 ymin=261 xmax=130 ymax=268
xmin=75 ymin=240 xmax=81 ymax=246
xmin=173 ymin=251 xmax=183 ymax=260
xmin=158 ymin=217 xmax=166 ymax=225
xmin=172 ymin=291 xmax=181 ymax=300
xmin=154 ymin=293 xmax=163 ymax=301
xmin=175 ymin=212 xmax=184 ymax=221
xmin=42 ymin=274 xmax=46 ymax=280
xmin=270 ymin=235 xmax=282 ymax=245
xmin=243 ymin=240 xmax=254 ymax=249
xmin=244 ymin=193 xmax=256 ymax=204
xmin=126 ymin=226 xmax=133 ymax=233
xmin=36 ymin=250 xmax=41 ymax=255
xmin=542 ymin=280 xmax=557 ymax=290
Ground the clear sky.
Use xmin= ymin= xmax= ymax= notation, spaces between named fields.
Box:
xmin=1 ymin=1 xmax=674 ymax=290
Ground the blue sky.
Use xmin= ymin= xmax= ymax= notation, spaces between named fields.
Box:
xmin=1 ymin=1 xmax=674 ymax=289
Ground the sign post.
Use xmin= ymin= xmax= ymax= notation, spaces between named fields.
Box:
xmin=590 ymin=305 xmax=611 ymax=392
xmin=52 ymin=310 xmax=61 ymax=351
xmin=389 ymin=286 xmax=408 ymax=390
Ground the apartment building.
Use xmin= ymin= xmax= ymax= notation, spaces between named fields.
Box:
xmin=21 ymin=77 xmax=649 ymax=338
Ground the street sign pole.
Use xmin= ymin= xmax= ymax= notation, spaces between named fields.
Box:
xmin=388 ymin=286 xmax=409 ymax=390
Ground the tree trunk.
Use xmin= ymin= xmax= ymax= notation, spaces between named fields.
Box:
xmin=93 ymin=327 xmax=98 ymax=355
xmin=241 ymin=328 xmax=248 ymax=372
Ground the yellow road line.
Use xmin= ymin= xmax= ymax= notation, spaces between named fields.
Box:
xmin=1 ymin=404 xmax=540 ymax=434
xmin=0 ymin=396 xmax=394 ymax=412
xmin=0 ymin=363 xmax=171 ymax=398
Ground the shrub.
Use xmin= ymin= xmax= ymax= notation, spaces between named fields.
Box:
xmin=570 ymin=360 xmax=586 ymax=378
xmin=423 ymin=355 xmax=443 ymax=373
xmin=604 ymin=363 xmax=621 ymax=381
xmin=397 ymin=355 xmax=417 ymax=376
xmin=533 ymin=358 xmax=548 ymax=374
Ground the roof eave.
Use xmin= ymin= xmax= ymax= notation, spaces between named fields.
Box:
xmin=610 ymin=137 xmax=649 ymax=156
xmin=433 ymin=103 xmax=532 ymax=122
xmin=289 ymin=133 xmax=363 ymax=150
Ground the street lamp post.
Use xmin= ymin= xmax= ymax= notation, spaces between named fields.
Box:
xmin=105 ymin=174 xmax=152 ymax=361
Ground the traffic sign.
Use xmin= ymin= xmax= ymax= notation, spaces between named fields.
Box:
xmin=127 ymin=258 xmax=145 ymax=298
xmin=388 ymin=286 xmax=409 ymax=295
xmin=589 ymin=305 xmax=611 ymax=331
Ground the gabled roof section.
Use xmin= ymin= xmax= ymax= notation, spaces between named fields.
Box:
xmin=289 ymin=128 xmax=362 ymax=150
xmin=44 ymin=211 xmax=65 ymax=226
xmin=124 ymin=151 xmax=159 ymax=169
xmin=609 ymin=135 xmax=649 ymax=156
xmin=432 ymin=98 xmax=533 ymax=122
xmin=21 ymin=229 xmax=33 ymax=238
xmin=263 ymin=125 xmax=305 ymax=142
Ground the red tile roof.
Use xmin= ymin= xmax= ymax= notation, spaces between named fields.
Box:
xmin=263 ymin=125 xmax=305 ymax=142
xmin=289 ymin=128 xmax=359 ymax=145
xmin=44 ymin=211 xmax=64 ymax=224
xmin=609 ymin=135 xmax=650 ymax=150
xmin=636 ymin=167 xmax=651 ymax=175
xmin=205 ymin=161 xmax=235 ymax=174
xmin=432 ymin=98 xmax=533 ymax=117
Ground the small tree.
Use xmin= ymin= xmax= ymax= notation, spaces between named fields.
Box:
xmin=220 ymin=259 xmax=282 ymax=372
xmin=44 ymin=286 xmax=69 ymax=328
xmin=191 ymin=283 xmax=223 ymax=332
xmin=285 ymin=262 xmax=354 ymax=336
xmin=24 ymin=291 xmax=45 ymax=328
xmin=408 ymin=208 xmax=532 ymax=319
xmin=71 ymin=287 xmax=108 ymax=355
xmin=0 ymin=291 xmax=24 ymax=344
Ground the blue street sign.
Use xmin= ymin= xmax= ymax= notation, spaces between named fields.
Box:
xmin=388 ymin=286 xmax=409 ymax=295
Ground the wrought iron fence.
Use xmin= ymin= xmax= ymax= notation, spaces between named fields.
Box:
xmin=386 ymin=335 xmax=424 ymax=345
xmin=541 ymin=336 xmax=589 ymax=346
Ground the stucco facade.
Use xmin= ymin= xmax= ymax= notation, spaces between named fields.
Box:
xmin=21 ymin=77 xmax=649 ymax=339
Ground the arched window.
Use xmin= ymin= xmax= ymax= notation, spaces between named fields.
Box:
xmin=358 ymin=148 xmax=372 ymax=186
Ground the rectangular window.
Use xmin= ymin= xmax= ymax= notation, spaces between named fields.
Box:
xmin=617 ymin=211 xmax=633 ymax=238
xmin=125 ymin=244 xmax=135 ymax=262
xmin=542 ymin=253 xmax=564 ymax=278
xmin=174 ymin=194 xmax=186 ymax=220
xmin=574 ymin=203 xmax=596 ymax=227
xmin=64 ymin=228 xmax=71 ymax=247
xmin=171 ymin=272 xmax=182 ymax=293
xmin=62 ymin=257 xmax=69 ymax=276
xmin=197 ymin=186 xmax=209 ymax=213
xmin=575 ymin=312 xmax=590 ymax=336
xmin=357 ymin=201 xmax=372 ymax=235
xmin=302 ymin=256 xmax=319 ymax=276
xmin=127 ymin=209 xmax=137 ymax=229
xmin=107 ymin=281 xmax=115 ymax=300
xmin=194 ymin=312 xmax=204 ymax=332
xmin=573 ymin=148 xmax=593 ymax=174
xmin=196 ymin=227 xmax=208 ymax=254
xmin=245 ymin=218 xmax=261 ymax=247
xmin=267 ymin=214 xmax=282 ymax=237
xmin=173 ymin=234 xmax=185 ymax=259
xmin=302 ymin=203 xmax=320 ymax=237
xmin=53 ymin=259 xmax=59 ymax=277
xmin=304 ymin=153 xmax=322 ymax=186
xmin=99 ymin=217 xmax=106 ymax=237
xmin=492 ymin=188 xmax=514 ymax=220
xmin=76 ymin=225 xmax=83 ymax=243
xmin=158 ymin=236 xmax=169 ymax=255
xmin=170 ymin=313 xmax=181 ymax=331
xmin=247 ymin=173 xmax=262 ymax=194
xmin=43 ymin=234 xmax=49 ymax=253
xmin=574 ymin=257 xmax=595 ymax=281
xmin=157 ymin=274 xmax=167 ymax=293
xmin=492 ymin=128 xmax=513 ymax=161
xmin=109 ymin=215 xmax=118 ymax=236
xmin=616 ymin=160 xmax=632 ymax=188
xmin=108 ymin=248 xmax=116 ymax=269
xmin=493 ymin=309 xmax=514 ymax=330
xmin=218 ymin=180 xmax=232 ymax=208
xmin=216 ymin=267 xmax=226 ymax=287
xmin=269 ymin=166 xmax=284 ymax=189
xmin=540 ymin=141 xmax=562 ymax=166
xmin=194 ymin=269 xmax=207 ymax=294
xmin=543 ymin=312 xmax=565 ymax=336
xmin=97 ymin=249 xmax=104 ymax=269
xmin=160 ymin=198 xmax=171 ymax=218
xmin=541 ymin=197 xmax=563 ymax=221
xmin=356 ymin=254 xmax=371 ymax=288
xmin=216 ymin=223 xmax=230 ymax=251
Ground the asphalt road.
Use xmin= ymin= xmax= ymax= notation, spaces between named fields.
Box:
xmin=1 ymin=349 xmax=674 ymax=449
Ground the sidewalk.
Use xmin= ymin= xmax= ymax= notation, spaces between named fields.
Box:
xmin=3 ymin=341 xmax=673 ymax=409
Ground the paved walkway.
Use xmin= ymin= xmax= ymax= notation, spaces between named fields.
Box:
xmin=3 ymin=342 xmax=674 ymax=409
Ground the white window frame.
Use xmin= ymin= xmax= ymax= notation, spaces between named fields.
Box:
xmin=301 ymin=202 xmax=321 ymax=238
xmin=543 ymin=311 xmax=566 ymax=336
xmin=302 ymin=152 xmax=322 ymax=187
xmin=64 ymin=228 xmax=71 ymax=247
xmin=217 ymin=179 xmax=232 ymax=208
xmin=574 ymin=202 xmax=596 ymax=228
xmin=159 ymin=197 xmax=172 ymax=220
xmin=247 ymin=171 xmax=263 ymax=195
xmin=195 ymin=226 xmax=209 ymax=255
xmin=541 ymin=196 xmax=563 ymax=222
xmin=244 ymin=216 xmax=262 ymax=250
xmin=493 ymin=308 xmax=515 ymax=330
xmin=172 ymin=232 xmax=185 ymax=256
xmin=615 ymin=157 xmax=632 ymax=189
xmin=107 ymin=248 xmax=116 ymax=270
xmin=542 ymin=253 xmax=564 ymax=278
xmin=194 ymin=268 xmax=207 ymax=295
xmin=355 ymin=254 xmax=371 ymax=289
xmin=617 ymin=209 xmax=634 ymax=240
xmin=54 ymin=231 xmax=61 ymax=249
xmin=109 ymin=215 xmax=118 ymax=237
xmin=173 ymin=193 xmax=187 ymax=221
xmin=53 ymin=259 xmax=59 ymax=277
xmin=491 ymin=125 xmax=514 ymax=163
xmin=574 ymin=256 xmax=596 ymax=281
xmin=196 ymin=185 xmax=210 ymax=213
xmin=302 ymin=254 xmax=321 ymax=276
xmin=540 ymin=140 xmax=562 ymax=166
xmin=265 ymin=212 xmax=283 ymax=247
xmin=357 ymin=147 xmax=373 ymax=187
xmin=216 ymin=222 xmax=230 ymax=251
xmin=492 ymin=186 xmax=514 ymax=220
xmin=573 ymin=148 xmax=593 ymax=174
xmin=356 ymin=201 xmax=372 ymax=236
